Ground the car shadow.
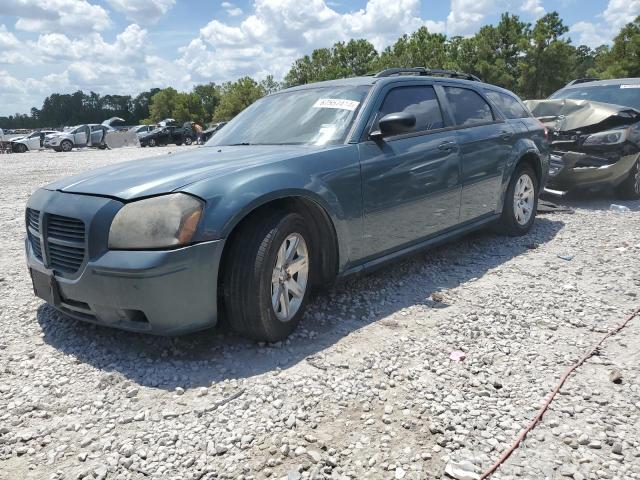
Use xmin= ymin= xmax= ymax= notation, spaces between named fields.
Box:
xmin=37 ymin=217 xmax=564 ymax=391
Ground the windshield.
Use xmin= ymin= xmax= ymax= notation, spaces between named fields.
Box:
xmin=207 ymin=85 xmax=370 ymax=146
xmin=550 ymin=84 xmax=640 ymax=110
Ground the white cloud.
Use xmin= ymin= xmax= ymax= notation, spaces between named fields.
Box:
xmin=221 ymin=2 xmax=244 ymax=17
xmin=107 ymin=0 xmax=176 ymax=24
xmin=0 ymin=0 xmax=111 ymax=33
xmin=446 ymin=0 xmax=503 ymax=36
xmin=178 ymin=0 xmax=442 ymax=83
xmin=569 ymin=0 xmax=640 ymax=48
xmin=520 ymin=0 xmax=545 ymax=17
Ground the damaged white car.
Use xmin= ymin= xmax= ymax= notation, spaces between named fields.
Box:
xmin=10 ymin=130 xmax=59 ymax=153
xmin=43 ymin=117 xmax=139 ymax=152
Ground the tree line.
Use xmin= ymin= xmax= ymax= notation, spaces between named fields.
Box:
xmin=1 ymin=12 xmax=638 ymax=130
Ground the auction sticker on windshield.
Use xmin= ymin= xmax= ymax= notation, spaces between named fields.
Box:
xmin=313 ymin=98 xmax=360 ymax=111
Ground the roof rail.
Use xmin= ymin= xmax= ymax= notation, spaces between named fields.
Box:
xmin=566 ymin=77 xmax=598 ymax=86
xmin=374 ymin=67 xmax=482 ymax=82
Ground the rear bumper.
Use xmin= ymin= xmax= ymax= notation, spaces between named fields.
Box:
xmin=547 ymin=151 xmax=638 ymax=191
xmin=27 ymin=239 xmax=224 ymax=335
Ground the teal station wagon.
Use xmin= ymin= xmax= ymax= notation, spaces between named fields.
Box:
xmin=26 ymin=68 xmax=549 ymax=341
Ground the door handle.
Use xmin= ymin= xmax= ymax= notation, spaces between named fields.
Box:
xmin=500 ymin=131 xmax=513 ymax=140
xmin=438 ymin=141 xmax=456 ymax=151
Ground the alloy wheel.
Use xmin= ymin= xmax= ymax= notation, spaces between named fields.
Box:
xmin=61 ymin=141 xmax=72 ymax=152
xmin=513 ymin=173 xmax=535 ymax=225
xmin=270 ymin=233 xmax=309 ymax=322
xmin=634 ymin=161 xmax=640 ymax=194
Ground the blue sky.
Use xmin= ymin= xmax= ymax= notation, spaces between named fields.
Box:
xmin=0 ymin=0 xmax=638 ymax=115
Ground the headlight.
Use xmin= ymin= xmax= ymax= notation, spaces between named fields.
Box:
xmin=108 ymin=193 xmax=204 ymax=249
xmin=583 ymin=128 xmax=629 ymax=146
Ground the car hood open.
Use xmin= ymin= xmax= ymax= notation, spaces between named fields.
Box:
xmin=43 ymin=145 xmax=328 ymax=200
xmin=524 ymin=98 xmax=640 ymax=132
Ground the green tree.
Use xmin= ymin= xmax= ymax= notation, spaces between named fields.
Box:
xmin=592 ymin=16 xmax=640 ymax=78
xmin=173 ymin=92 xmax=206 ymax=124
xmin=193 ymin=83 xmax=221 ymax=122
xmin=147 ymin=87 xmax=180 ymax=122
xmin=213 ymin=77 xmax=265 ymax=121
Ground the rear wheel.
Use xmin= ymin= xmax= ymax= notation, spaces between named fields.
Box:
xmin=222 ymin=211 xmax=313 ymax=341
xmin=497 ymin=163 xmax=539 ymax=236
xmin=184 ymin=136 xmax=193 ymax=146
xmin=614 ymin=157 xmax=640 ymax=200
xmin=60 ymin=140 xmax=73 ymax=152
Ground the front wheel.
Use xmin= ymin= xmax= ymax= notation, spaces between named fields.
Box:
xmin=60 ymin=140 xmax=73 ymax=152
xmin=15 ymin=143 xmax=27 ymax=153
xmin=184 ymin=136 xmax=193 ymax=146
xmin=148 ymin=138 xmax=157 ymax=147
xmin=614 ymin=158 xmax=640 ymax=200
xmin=222 ymin=211 xmax=313 ymax=341
xmin=497 ymin=163 xmax=539 ymax=236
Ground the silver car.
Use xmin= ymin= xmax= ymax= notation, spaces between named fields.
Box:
xmin=44 ymin=124 xmax=113 ymax=152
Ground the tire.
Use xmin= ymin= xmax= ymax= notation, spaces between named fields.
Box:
xmin=222 ymin=211 xmax=314 ymax=342
xmin=614 ymin=157 xmax=640 ymax=200
xmin=175 ymin=142 xmax=182 ymax=146
xmin=148 ymin=138 xmax=156 ymax=147
xmin=184 ymin=136 xmax=193 ymax=146
xmin=60 ymin=140 xmax=73 ymax=152
xmin=496 ymin=163 xmax=539 ymax=236
xmin=16 ymin=143 xmax=27 ymax=153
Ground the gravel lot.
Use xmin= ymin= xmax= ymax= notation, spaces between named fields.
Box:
xmin=1 ymin=147 xmax=639 ymax=480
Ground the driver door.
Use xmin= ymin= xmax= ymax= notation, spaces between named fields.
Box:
xmin=358 ymin=83 xmax=462 ymax=258
xmin=74 ymin=126 xmax=90 ymax=147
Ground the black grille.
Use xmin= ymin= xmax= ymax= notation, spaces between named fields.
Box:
xmin=25 ymin=209 xmax=86 ymax=274
xmin=26 ymin=209 xmax=43 ymax=261
xmin=48 ymin=242 xmax=85 ymax=272
xmin=47 ymin=214 xmax=85 ymax=242
xmin=46 ymin=214 xmax=86 ymax=273
xmin=27 ymin=208 xmax=40 ymax=234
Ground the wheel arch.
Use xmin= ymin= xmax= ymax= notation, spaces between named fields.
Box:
xmin=217 ymin=194 xmax=341 ymax=291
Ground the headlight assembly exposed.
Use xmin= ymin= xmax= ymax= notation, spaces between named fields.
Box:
xmin=583 ymin=128 xmax=629 ymax=146
xmin=108 ymin=193 xmax=204 ymax=249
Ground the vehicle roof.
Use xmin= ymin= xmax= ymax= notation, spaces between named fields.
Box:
xmin=562 ymin=78 xmax=640 ymax=89
xmin=283 ymin=75 xmax=519 ymax=96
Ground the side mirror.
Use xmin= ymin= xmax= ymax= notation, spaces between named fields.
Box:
xmin=370 ymin=112 xmax=416 ymax=140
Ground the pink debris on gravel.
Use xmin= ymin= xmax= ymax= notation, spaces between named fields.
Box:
xmin=449 ymin=350 xmax=466 ymax=362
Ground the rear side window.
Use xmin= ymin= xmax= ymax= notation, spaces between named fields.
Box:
xmin=444 ymin=87 xmax=494 ymax=126
xmin=375 ymin=86 xmax=444 ymax=133
xmin=484 ymin=90 xmax=530 ymax=119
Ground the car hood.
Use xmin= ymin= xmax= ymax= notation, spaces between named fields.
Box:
xmin=524 ymin=98 xmax=640 ymax=132
xmin=43 ymin=145 xmax=331 ymax=200
xmin=10 ymin=136 xmax=26 ymax=142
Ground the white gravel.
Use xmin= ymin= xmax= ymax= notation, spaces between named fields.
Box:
xmin=1 ymin=147 xmax=640 ymax=480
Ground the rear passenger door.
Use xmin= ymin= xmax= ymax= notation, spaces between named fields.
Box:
xmin=442 ymin=86 xmax=512 ymax=222
xmin=359 ymin=83 xmax=461 ymax=257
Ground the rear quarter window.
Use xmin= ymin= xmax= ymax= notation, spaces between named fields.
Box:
xmin=444 ymin=87 xmax=494 ymax=126
xmin=484 ymin=90 xmax=531 ymax=119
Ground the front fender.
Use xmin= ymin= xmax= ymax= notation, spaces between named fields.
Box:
xmin=182 ymin=148 xmax=363 ymax=270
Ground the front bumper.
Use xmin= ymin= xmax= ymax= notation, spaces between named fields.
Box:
xmin=547 ymin=151 xmax=639 ymax=191
xmin=26 ymin=189 xmax=224 ymax=335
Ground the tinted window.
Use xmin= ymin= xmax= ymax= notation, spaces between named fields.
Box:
xmin=444 ymin=87 xmax=494 ymax=126
xmin=484 ymin=90 xmax=530 ymax=119
xmin=375 ymin=86 xmax=444 ymax=133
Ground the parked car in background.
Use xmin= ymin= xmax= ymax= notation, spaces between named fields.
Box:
xmin=44 ymin=124 xmax=113 ymax=152
xmin=11 ymin=130 xmax=59 ymax=153
xmin=130 ymin=125 xmax=155 ymax=136
xmin=525 ymin=77 xmax=640 ymax=199
xmin=200 ymin=122 xmax=227 ymax=143
xmin=26 ymin=68 xmax=548 ymax=342
xmin=139 ymin=125 xmax=195 ymax=147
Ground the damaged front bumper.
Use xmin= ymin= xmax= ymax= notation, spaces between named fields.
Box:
xmin=546 ymin=151 xmax=639 ymax=192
